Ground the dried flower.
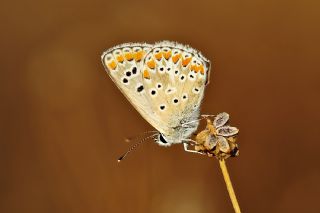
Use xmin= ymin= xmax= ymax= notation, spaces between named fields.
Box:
xmin=195 ymin=112 xmax=239 ymax=159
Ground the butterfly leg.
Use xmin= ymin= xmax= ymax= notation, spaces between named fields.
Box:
xmin=183 ymin=142 xmax=205 ymax=155
xmin=182 ymin=138 xmax=198 ymax=145
xmin=201 ymin=114 xmax=216 ymax=118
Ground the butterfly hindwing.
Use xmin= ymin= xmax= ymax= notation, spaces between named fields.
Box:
xmin=140 ymin=41 xmax=211 ymax=142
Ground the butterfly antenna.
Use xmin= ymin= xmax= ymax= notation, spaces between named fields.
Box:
xmin=125 ymin=130 xmax=158 ymax=143
xmin=118 ymin=133 xmax=158 ymax=162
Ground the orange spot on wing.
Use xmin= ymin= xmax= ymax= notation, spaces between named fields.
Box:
xmin=154 ymin=52 xmax=162 ymax=60
xmin=143 ymin=70 xmax=151 ymax=79
xmin=116 ymin=55 xmax=124 ymax=63
xmin=134 ymin=51 xmax=143 ymax=62
xmin=182 ymin=57 xmax=192 ymax=67
xmin=191 ymin=64 xmax=197 ymax=72
xmin=107 ymin=60 xmax=117 ymax=70
xmin=164 ymin=50 xmax=171 ymax=60
xmin=124 ymin=52 xmax=133 ymax=61
xmin=172 ymin=54 xmax=181 ymax=63
xmin=195 ymin=66 xmax=201 ymax=73
xmin=147 ymin=59 xmax=156 ymax=69
xmin=199 ymin=65 xmax=205 ymax=74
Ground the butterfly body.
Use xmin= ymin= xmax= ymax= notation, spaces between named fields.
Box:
xmin=102 ymin=41 xmax=211 ymax=148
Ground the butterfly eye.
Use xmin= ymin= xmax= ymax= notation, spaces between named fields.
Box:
xmin=159 ymin=134 xmax=168 ymax=144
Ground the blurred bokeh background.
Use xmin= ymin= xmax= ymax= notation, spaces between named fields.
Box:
xmin=1 ymin=0 xmax=320 ymax=212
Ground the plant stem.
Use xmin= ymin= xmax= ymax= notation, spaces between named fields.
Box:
xmin=219 ymin=159 xmax=241 ymax=213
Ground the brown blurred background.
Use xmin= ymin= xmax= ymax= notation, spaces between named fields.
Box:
xmin=1 ymin=0 xmax=320 ymax=212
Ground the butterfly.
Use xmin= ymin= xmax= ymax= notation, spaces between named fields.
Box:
xmin=101 ymin=41 xmax=211 ymax=156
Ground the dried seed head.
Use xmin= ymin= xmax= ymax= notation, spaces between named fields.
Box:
xmin=194 ymin=113 xmax=240 ymax=160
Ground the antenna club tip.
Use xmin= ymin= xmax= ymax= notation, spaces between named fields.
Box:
xmin=117 ymin=156 xmax=124 ymax=162
xmin=117 ymin=159 xmax=121 ymax=163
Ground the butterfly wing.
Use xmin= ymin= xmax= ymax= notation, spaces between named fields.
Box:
xmin=140 ymin=41 xmax=211 ymax=143
xmin=101 ymin=43 xmax=162 ymax=127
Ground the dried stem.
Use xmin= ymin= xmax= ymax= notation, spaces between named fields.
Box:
xmin=219 ymin=159 xmax=241 ymax=213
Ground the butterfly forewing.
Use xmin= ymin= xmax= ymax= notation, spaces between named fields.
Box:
xmin=101 ymin=43 xmax=162 ymax=127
